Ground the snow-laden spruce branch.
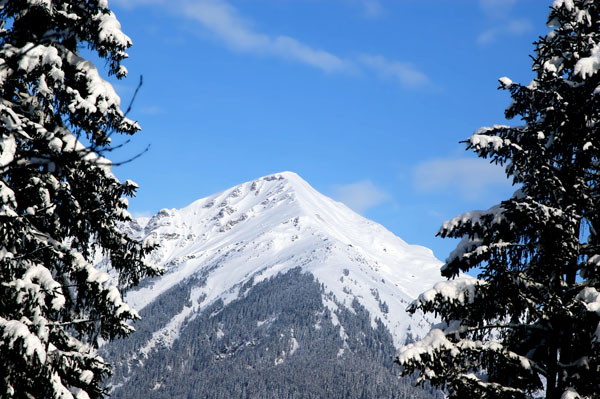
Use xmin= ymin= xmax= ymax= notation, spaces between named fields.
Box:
xmin=396 ymin=1 xmax=600 ymax=398
xmin=0 ymin=1 xmax=161 ymax=398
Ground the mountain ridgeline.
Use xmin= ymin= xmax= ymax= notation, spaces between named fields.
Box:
xmin=100 ymin=172 xmax=445 ymax=398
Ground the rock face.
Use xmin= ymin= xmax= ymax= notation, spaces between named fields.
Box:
xmin=101 ymin=172 xmax=445 ymax=398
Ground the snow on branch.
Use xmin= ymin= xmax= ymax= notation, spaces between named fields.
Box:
xmin=95 ymin=11 xmax=132 ymax=51
xmin=8 ymin=263 xmax=66 ymax=311
xmin=16 ymin=42 xmax=63 ymax=76
xmin=468 ymin=125 xmax=511 ymax=151
xmin=70 ymin=251 xmax=140 ymax=327
xmin=469 ymin=134 xmax=507 ymax=152
xmin=442 ymin=237 xmax=485 ymax=270
xmin=0 ymin=0 xmax=159 ymax=397
xmin=417 ymin=278 xmax=482 ymax=306
xmin=0 ymin=317 xmax=47 ymax=364
xmin=575 ymin=44 xmax=600 ymax=79
xmin=0 ymin=180 xmax=17 ymax=216
xmin=576 ymin=287 xmax=600 ymax=314
xmin=397 ymin=326 xmax=537 ymax=388
xmin=439 ymin=204 xmax=505 ymax=237
xmin=561 ymin=388 xmax=582 ymax=399
xmin=65 ymin=51 xmax=122 ymax=115
xmin=498 ymin=77 xmax=514 ymax=88
xmin=396 ymin=328 xmax=452 ymax=366
xmin=514 ymin=198 xmax=569 ymax=221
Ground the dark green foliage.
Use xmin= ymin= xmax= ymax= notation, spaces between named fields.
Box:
xmin=0 ymin=1 xmax=160 ymax=397
xmin=103 ymin=268 xmax=443 ymax=399
xmin=397 ymin=2 xmax=600 ymax=398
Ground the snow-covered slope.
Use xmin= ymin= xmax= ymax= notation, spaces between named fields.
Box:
xmin=124 ymin=171 xmax=443 ymax=348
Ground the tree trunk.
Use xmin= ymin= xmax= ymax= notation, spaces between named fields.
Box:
xmin=547 ymin=343 xmax=558 ymax=399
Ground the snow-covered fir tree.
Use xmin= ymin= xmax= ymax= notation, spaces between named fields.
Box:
xmin=0 ymin=1 xmax=161 ymax=398
xmin=397 ymin=1 xmax=600 ymax=398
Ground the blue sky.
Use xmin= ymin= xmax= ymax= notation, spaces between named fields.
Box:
xmin=105 ymin=0 xmax=549 ymax=261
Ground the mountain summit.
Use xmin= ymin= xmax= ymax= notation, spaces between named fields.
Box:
xmin=103 ymin=172 xmax=445 ymax=398
xmin=125 ymin=171 xmax=441 ymax=346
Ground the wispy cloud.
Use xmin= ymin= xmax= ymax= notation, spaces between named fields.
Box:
xmin=477 ymin=0 xmax=532 ymax=45
xmin=112 ymin=0 xmax=165 ymax=8
xmin=138 ymin=105 xmax=164 ymax=115
xmin=359 ymin=54 xmax=430 ymax=88
xmin=360 ymin=0 xmax=384 ymax=18
xmin=413 ymin=158 xmax=512 ymax=201
xmin=479 ymin=0 xmax=517 ymax=16
xmin=113 ymin=0 xmax=430 ymax=88
xmin=478 ymin=18 xmax=533 ymax=45
xmin=182 ymin=0 xmax=350 ymax=73
xmin=331 ymin=180 xmax=390 ymax=213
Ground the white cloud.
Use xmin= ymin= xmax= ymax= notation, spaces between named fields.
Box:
xmin=361 ymin=0 xmax=384 ymax=18
xmin=138 ymin=105 xmax=163 ymax=115
xmin=111 ymin=0 xmax=165 ymax=8
xmin=331 ymin=180 xmax=390 ymax=213
xmin=478 ymin=18 xmax=533 ymax=45
xmin=477 ymin=0 xmax=532 ymax=45
xmin=182 ymin=0 xmax=349 ymax=73
xmin=359 ymin=54 xmax=430 ymax=87
xmin=112 ymin=0 xmax=430 ymax=88
xmin=413 ymin=158 xmax=512 ymax=201
xmin=479 ymin=0 xmax=517 ymax=16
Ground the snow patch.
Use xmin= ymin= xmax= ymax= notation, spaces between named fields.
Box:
xmin=418 ymin=277 xmax=481 ymax=305
xmin=576 ymin=287 xmax=600 ymax=314
xmin=575 ymin=44 xmax=600 ymax=79
xmin=561 ymin=388 xmax=581 ymax=399
xmin=396 ymin=329 xmax=451 ymax=364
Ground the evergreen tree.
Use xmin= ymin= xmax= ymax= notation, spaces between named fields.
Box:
xmin=397 ymin=1 xmax=600 ymax=398
xmin=0 ymin=1 xmax=160 ymax=398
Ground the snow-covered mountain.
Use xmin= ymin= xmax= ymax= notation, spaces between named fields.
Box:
xmin=102 ymin=172 xmax=445 ymax=398
xmin=125 ymin=171 xmax=441 ymax=346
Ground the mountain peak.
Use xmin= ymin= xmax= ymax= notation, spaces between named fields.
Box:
xmin=125 ymin=172 xmax=443 ymax=347
xmin=104 ymin=172 xmax=446 ymax=398
xmin=263 ymin=170 xmax=302 ymax=181
xmin=152 ymin=171 xmax=338 ymax=232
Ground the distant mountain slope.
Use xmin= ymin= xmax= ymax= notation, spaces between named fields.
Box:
xmin=101 ymin=172 xmax=445 ymax=398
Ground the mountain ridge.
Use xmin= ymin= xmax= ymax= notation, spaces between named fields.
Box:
xmin=101 ymin=171 xmax=446 ymax=398
xmin=122 ymin=171 xmax=442 ymax=348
